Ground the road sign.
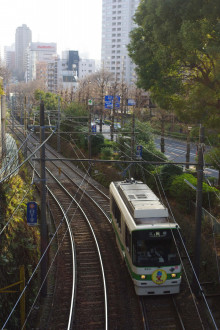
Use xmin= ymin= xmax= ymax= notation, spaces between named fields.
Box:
xmin=104 ymin=95 xmax=120 ymax=109
xmin=88 ymin=99 xmax=93 ymax=105
xmin=105 ymin=95 xmax=113 ymax=109
xmin=136 ymin=145 xmax=143 ymax=158
xmin=128 ymin=99 xmax=136 ymax=106
xmin=91 ymin=124 xmax=96 ymax=133
xmin=27 ymin=201 xmax=38 ymax=226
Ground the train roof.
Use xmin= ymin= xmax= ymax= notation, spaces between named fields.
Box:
xmin=111 ymin=180 xmax=176 ymax=227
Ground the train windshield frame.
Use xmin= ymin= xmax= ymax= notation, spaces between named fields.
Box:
xmin=132 ymin=228 xmax=180 ymax=267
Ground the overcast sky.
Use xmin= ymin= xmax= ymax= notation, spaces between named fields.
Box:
xmin=1 ymin=0 xmax=102 ymax=60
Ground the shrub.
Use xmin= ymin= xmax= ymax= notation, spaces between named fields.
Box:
xmin=169 ymin=173 xmax=219 ymax=210
xmin=160 ymin=164 xmax=183 ymax=191
xmin=100 ymin=146 xmax=114 ymax=160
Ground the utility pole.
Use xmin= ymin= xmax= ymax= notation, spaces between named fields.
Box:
xmin=130 ymin=112 xmax=135 ymax=178
xmin=110 ymin=81 xmax=117 ymax=141
xmin=12 ymin=96 xmax=15 ymax=130
xmin=88 ymin=104 xmax=92 ymax=174
xmin=1 ymin=95 xmax=6 ymax=159
xmin=193 ymin=125 xmax=205 ymax=295
xmin=160 ymin=116 xmax=165 ymax=153
xmin=24 ymin=96 xmax=27 ymax=159
xmin=57 ymin=97 xmax=61 ymax=153
xmin=185 ymin=127 xmax=192 ymax=169
xmin=40 ymin=101 xmax=48 ymax=297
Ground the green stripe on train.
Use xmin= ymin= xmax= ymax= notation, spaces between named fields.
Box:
xmin=112 ymin=221 xmax=182 ymax=281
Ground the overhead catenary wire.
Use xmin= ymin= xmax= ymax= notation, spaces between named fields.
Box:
xmin=6 ymin=115 xmax=218 ymax=328
xmin=0 ymin=127 xmax=57 ymax=184
xmin=2 ymin=163 xmax=93 ymax=329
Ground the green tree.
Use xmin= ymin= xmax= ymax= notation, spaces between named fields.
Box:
xmin=34 ymin=89 xmax=59 ymax=110
xmin=128 ymin=0 xmax=220 ymax=129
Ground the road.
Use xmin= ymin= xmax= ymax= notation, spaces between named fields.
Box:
xmin=96 ymin=124 xmax=218 ymax=180
xmin=154 ymin=136 xmax=218 ymax=180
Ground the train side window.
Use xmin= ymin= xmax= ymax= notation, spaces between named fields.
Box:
xmin=125 ymin=225 xmax=131 ymax=253
xmin=112 ymin=197 xmax=121 ymax=229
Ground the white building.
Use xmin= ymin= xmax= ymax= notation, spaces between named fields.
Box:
xmin=4 ymin=45 xmax=15 ymax=73
xmin=47 ymin=56 xmax=61 ymax=93
xmin=101 ymin=0 xmax=140 ymax=85
xmin=78 ymin=59 xmax=96 ymax=79
xmin=26 ymin=42 xmax=57 ymax=82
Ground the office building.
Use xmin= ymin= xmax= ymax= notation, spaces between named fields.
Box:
xmin=101 ymin=0 xmax=140 ymax=85
xmin=4 ymin=45 xmax=15 ymax=74
xmin=62 ymin=50 xmax=79 ymax=77
xmin=78 ymin=59 xmax=96 ymax=79
xmin=15 ymin=24 xmax=32 ymax=81
xmin=26 ymin=42 xmax=57 ymax=82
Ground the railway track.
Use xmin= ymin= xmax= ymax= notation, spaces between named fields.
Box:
xmin=140 ymin=295 xmax=185 ymax=329
xmin=7 ymin=119 xmax=144 ymax=329
xmin=6 ymin=116 xmax=218 ymax=329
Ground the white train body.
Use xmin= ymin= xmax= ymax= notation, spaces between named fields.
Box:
xmin=110 ymin=180 xmax=182 ymax=295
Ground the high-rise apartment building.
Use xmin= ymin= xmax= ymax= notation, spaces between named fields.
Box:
xmin=15 ymin=24 xmax=32 ymax=81
xmin=101 ymin=0 xmax=140 ymax=85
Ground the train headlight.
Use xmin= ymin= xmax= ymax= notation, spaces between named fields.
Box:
xmin=171 ymin=273 xmax=177 ymax=278
xmin=141 ymin=275 xmax=146 ymax=279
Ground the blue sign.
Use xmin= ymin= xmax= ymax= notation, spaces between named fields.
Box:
xmin=91 ymin=124 xmax=96 ymax=133
xmin=128 ymin=99 xmax=136 ymax=106
xmin=105 ymin=95 xmax=120 ymax=109
xmin=105 ymin=95 xmax=113 ymax=109
xmin=27 ymin=202 xmax=38 ymax=226
xmin=136 ymin=145 xmax=143 ymax=158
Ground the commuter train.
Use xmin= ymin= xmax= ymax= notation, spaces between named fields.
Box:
xmin=109 ymin=179 xmax=182 ymax=295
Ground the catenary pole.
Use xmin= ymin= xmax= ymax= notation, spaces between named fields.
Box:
xmin=40 ymin=101 xmax=48 ymax=296
xmin=193 ymin=125 xmax=205 ymax=295
xmin=57 ymin=96 xmax=61 ymax=153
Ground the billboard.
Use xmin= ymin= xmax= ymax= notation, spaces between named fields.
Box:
xmin=30 ymin=42 xmax=57 ymax=52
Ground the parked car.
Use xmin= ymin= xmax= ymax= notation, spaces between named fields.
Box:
xmin=95 ymin=119 xmax=105 ymax=125
xmin=110 ymin=123 xmax=121 ymax=131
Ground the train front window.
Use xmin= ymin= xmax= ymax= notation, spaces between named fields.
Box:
xmin=132 ymin=229 xmax=180 ymax=267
